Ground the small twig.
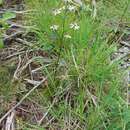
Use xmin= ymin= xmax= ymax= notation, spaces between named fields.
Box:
xmin=26 ymin=52 xmax=33 ymax=80
xmin=74 ymin=121 xmax=81 ymax=130
xmin=5 ymin=110 xmax=15 ymax=130
xmin=4 ymin=51 xmax=25 ymax=60
xmin=32 ymin=64 xmax=51 ymax=73
xmin=0 ymin=78 xmax=47 ymax=124
xmin=15 ymin=58 xmax=34 ymax=78
xmin=15 ymin=38 xmax=33 ymax=46
xmin=24 ymin=79 xmax=42 ymax=86
xmin=13 ymin=55 xmax=22 ymax=80
xmin=4 ymin=31 xmax=24 ymax=44
xmin=31 ymin=104 xmax=38 ymax=123
xmin=120 ymin=41 xmax=130 ymax=48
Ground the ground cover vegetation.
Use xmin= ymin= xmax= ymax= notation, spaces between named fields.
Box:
xmin=0 ymin=0 xmax=130 ymax=130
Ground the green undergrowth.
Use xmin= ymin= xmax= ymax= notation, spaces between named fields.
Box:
xmin=0 ymin=65 xmax=14 ymax=114
xmin=22 ymin=0 xmax=130 ymax=129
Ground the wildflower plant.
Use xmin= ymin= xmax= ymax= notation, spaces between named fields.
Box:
xmin=24 ymin=0 xmax=130 ymax=129
xmin=26 ymin=0 xmax=95 ymax=51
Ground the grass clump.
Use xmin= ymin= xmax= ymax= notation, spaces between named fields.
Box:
xmin=22 ymin=0 xmax=130 ymax=129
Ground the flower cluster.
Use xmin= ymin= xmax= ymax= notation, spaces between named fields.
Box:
xmin=52 ymin=6 xmax=65 ymax=16
xmin=52 ymin=9 xmax=61 ymax=16
xmin=64 ymin=0 xmax=82 ymax=6
xmin=70 ymin=22 xmax=80 ymax=30
xmin=67 ymin=5 xmax=76 ymax=12
xmin=50 ymin=22 xmax=80 ymax=31
xmin=50 ymin=25 xmax=59 ymax=31
xmin=64 ymin=0 xmax=72 ymax=3
xmin=52 ymin=5 xmax=77 ymax=16
xmin=50 ymin=1 xmax=80 ymax=40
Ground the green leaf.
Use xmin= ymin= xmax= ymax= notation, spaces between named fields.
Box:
xmin=0 ymin=38 xmax=4 ymax=49
xmin=0 ymin=0 xmax=3 ymax=5
xmin=0 ymin=20 xmax=9 ymax=29
xmin=122 ymin=108 xmax=130 ymax=123
xmin=3 ymin=11 xmax=16 ymax=21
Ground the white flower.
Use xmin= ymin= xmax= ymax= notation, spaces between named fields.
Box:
xmin=52 ymin=6 xmax=65 ymax=16
xmin=67 ymin=5 xmax=76 ymax=11
xmin=74 ymin=25 xmax=80 ymax=30
xmin=70 ymin=22 xmax=80 ymax=30
xmin=70 ymin=23 xmax=75 ymax=28
xmin=64 ymin=34 xmax=71 ymax=39
xmin=52 ymin=9 xmax=62 ymax=16
xmin=60 ymin=6 xmax=65 ymax=10
xmin=50 ymin=25 xmax=59 ymax=31
xmin=64 ymin=0 xmax=83 ymax=6
xmin=64 ymin=0 xmax=72 ymax=3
